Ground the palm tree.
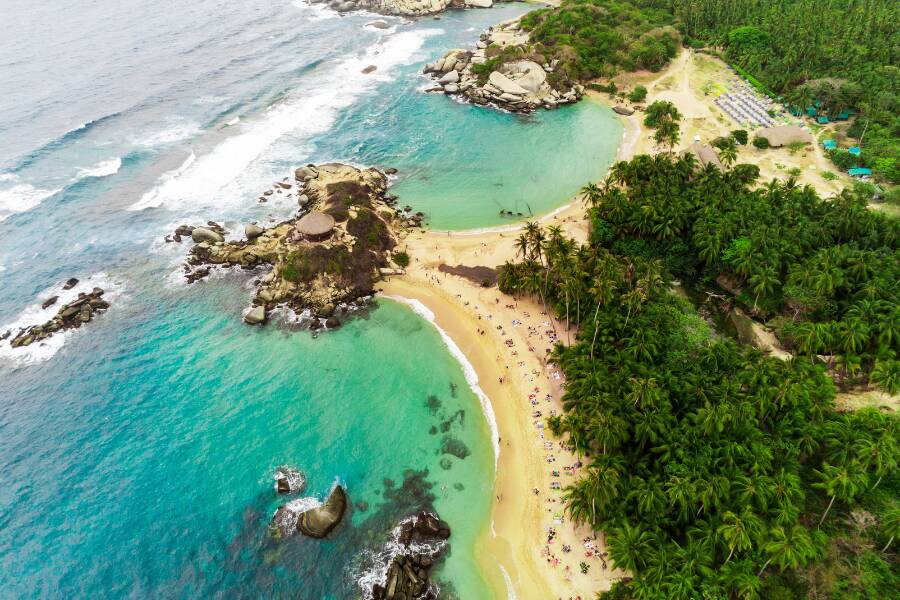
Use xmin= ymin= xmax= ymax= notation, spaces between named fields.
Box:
xmin=718 ymin=509 xmax=762 ymax=563
xmin=581 ymin=182 xmax=602 ymax=208
xmin=870 ymin=359 xmax=900 ymax=395
xmin=813 ymin=462 xmax=866 ymax=526
xmin=748 ymin=264 xmax=779 ymax=312
xmin=881 ymin=506 xmax=900 ymax=553
xmin=608 ymin=522 xmax=655 ymax=572
xmin=758 ymin=525 xmax=815 ymax=575
xmin=719 ymin=144 xmax=738 ymax=168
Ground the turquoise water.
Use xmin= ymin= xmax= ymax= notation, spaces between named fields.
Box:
xmin=0 ymin=2 xmax=622 ymax=597
xmin=0 ymin=271 xmax=494 ymax=597
xmin=388 ymin=98 xmax=622 ymax=230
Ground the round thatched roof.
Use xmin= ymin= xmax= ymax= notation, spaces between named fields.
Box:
xmin=296 ymin=211 xmax=335 ymax=237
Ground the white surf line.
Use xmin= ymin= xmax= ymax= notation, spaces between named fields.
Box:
xmin=383 ymin=295 xmax=500 ymax=470
xmin=499 ymin=564 xmax=518 ymax=600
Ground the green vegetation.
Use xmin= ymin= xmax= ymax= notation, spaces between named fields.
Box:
xmin=627 ymin=85 xmax=647 ymax=103
xmin=498 ymin=154 xmax=900 ymax=598
xmin=519 ymin=0 xmax=679 ymax=85
xmin=822 ymin=171 xmax=839 ymax=181
xmin=675 ymin=0 xmax=899 ymax=184
xmin=731 ymin=129 xmax=748 ymax=145
xmin=643 ymin=100 xmax=681 ymax=150
xmin=393 ymin=251 xmax=410 ymax=268
xmin=752 ymin=136 xmax=770 ymax=150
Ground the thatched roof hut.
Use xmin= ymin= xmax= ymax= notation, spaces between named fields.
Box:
xmin=688 ymin=142 xmax=723 ymax=170
xmin=295 ymin=211 xmax=335 ymax=241
xmin=755 ymin=125 xmax=813 ymax=148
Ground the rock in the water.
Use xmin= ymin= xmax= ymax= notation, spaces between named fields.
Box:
xmin=274 ymin=466 xmax=306 ymax=494
xmin=297 ymin=485 xmax=348 ymax=539
xmin=191 ymin=228 xmax=224 ymax=243
xmin=63 ymin=278 xmax=79 ymax=290
xmin=362 ymin=65 xmax=378 ymax=74
xmin=245 ymin=224 xmax=264 ymax=240
xmin=325 ymin=316 xmax=341 ymax=329
xmin=41 ymin=296 xmax=58 ymax=310
xmin=244 ymin=305 xmax=266 ymax=325
xmin=384 ymin=167 xmax=398 ymax=175
xmin=442 ymin=83 xmax=459 ymax=94
xmin=368 ymin=20 xmax=390 ymax=29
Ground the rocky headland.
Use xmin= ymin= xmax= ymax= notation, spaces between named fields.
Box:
xmin=4 ymin=284 xmax=110 ymax=349
xmin=424 ymin=18 xmax=584 ymax=112
xmin=179 ymin=163 xmax=417 ymax=327
xmin=311 ymin=0 xmax=505 ymax=18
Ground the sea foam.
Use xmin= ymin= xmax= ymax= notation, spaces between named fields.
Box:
xmin=129 ymin=28 xmax=441 ymax=214
xmin=0 ymin=177 xmax=63 ymax=222
xmin=76 ymin=157 xmax=122 ymax=179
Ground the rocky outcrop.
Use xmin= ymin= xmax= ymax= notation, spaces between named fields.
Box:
xmin=372 ymin=511 xmax=452 ymax=600
xmin=9 ymin=287 xmax=109 ymax=348
xmin=274 ymin=466 xmax=307 ymax=494
xmin=310 ymin=0 xmax=501 ymax=17
xmin=184 ymin=163 xmax=412 ymax=321
xmin=612 ymin=105 xmax=635 ymax=116
xmin=424 ymin=21 xmax=584 ymax=113
xmin=297 ymin=485 xmax=348 ymax=538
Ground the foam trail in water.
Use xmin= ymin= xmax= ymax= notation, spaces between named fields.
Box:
xmin=76 ymin=157 xmax=122 ymax=179
xmin=0 ymin=272 xmax=126 ymax=366
xmin=499 ymin=564 xmax=518 ymax=600
xmin=0 ymin=176 xmax=63 ymax=222
xmin=130 ymin=29 xmax=441 ymax=213
xmin=384 ymin=296 xmax=500 ymax=469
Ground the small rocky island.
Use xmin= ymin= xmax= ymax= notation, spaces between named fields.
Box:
xmin=4 ymin=282 xmax=110 ymax=348
xmin=425 ymin=19 xmax=584 ymax=112
xmin=311 ymin=0 xmax=504 ymax=17
xmin=372 ymin=511 xmax=452 ymax=600
xmin=272 ymin=484 xmax=349 ymax=539
xmin=180 ymin=163 xmax=414 ymax=327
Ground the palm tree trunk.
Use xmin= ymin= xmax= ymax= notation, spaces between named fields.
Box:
xmin=818 ymin=494 xmax=836 ymax=527
xmin=757 ymin=557 xmax=772 ymax=577
xmin=725 ymin=547 xmax=735 ymax=563
xmin=590 ymin=300 xmax=602 ymax=359
xmin=873 ymin=475 xmax=882 ymax=489
xmin=882 ymin=535 xmax=894 ymax=553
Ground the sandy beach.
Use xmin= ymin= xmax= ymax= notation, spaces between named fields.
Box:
xmin=378 ymin=46 xmax=858 ymax=599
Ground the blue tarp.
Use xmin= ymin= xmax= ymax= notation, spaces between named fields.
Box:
xmin=849 ymin=147 xmax=861 ymax=156
xmin=848 ymin=168 xmax=872 ymax=177
xmin=823 ymin=140 xmax=837 ymax=150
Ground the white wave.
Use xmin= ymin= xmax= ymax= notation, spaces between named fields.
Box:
xmin=499 ymin=564 xmax=517 ymax=600
xmin=129 ymin=29 xmax=441 ymax=213
xmin=76 ymin=157 xmax=122 ymax=179
xmin=385 ymin=296 xmax=500 ymax=469
xmin=225 ymin=117 xmax=240 ymax=127
xmin=295 ymin=1 xmax=340 ymax=21
xmin=0 ymin=179 xmax=63 ymax=222
xmin=0 ymin=272 xmax=127 ymax=366
xmin=133 ymin=121 xmax=201 ymax=148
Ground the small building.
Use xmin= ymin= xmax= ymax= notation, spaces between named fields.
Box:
xmin=823 ymin=139 xmax=837 ymax=150
xmin=817 ymin=116 xmax=830 ymax=124
xmin=294 ymin=211 xmax=335 ymax=241
xmin=806 ymin=107 xmax=817 ymax=117
xmin=836 ymin=112 xmax=850 ymax=121
xmin=848 ymin=147 xmax=861 ymax=156
xmin=848 ymin=167 xmax=872 ymax=178
xmin=688 ymin=142 xmax=724 ymax=170
xmin=755 ymin=125 xmax=813 ymax=148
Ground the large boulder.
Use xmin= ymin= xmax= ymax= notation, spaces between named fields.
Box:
xmin=487 ymin=71 xmax=528 ymax=96
xmin=294 ymin=165 xmax=319 ymax=182
xmin=245 ymin=224 xmax=264 ymax=240
xmin=503 ymin=61 xmax=546 ymax=94
xmin=192 ymin=228 xmax=224 ymax=243
xmin=244 ymin=305 xmax=266 ymax=325
xmin=465 ymin=0 xmax=492 ymax=6
xmin=437 ymin=70 xmax=459 ymax=84
xmin=297 ymin=485 xmax=348 ymax=539
xmin=612 ymin=105 xmax=635 ymax=116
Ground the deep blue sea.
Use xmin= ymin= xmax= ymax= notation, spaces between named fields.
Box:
xmin=0 ymin=1 xmax=621 ymax=597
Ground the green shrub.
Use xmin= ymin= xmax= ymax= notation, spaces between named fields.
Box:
xmin=393 ymin=251 xmax=410 ymax=268
xmin=730 ymin=129 xmax=748 ymax=145
xmin=752 ymin=136 xmax=770 ymax=149
xmin=627 ymin=85 xmax=647 ymax=103
xmin=822 ymin=171 xmax=838 ymax=181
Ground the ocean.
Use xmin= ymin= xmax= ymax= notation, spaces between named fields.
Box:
xmin=0 ymin=1 xmax=621 ymax=597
